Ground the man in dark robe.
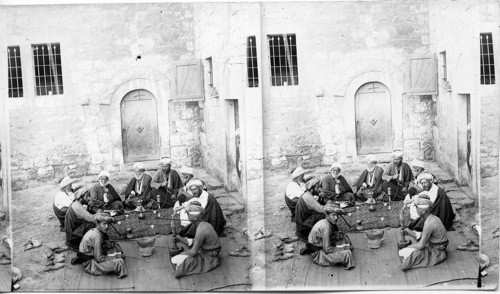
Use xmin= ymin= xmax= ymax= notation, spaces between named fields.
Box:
xmin=407 ymin=159 xmax=438 ymax=198
xmin=295 ymin=190 xmax=327 ymax=242
xmin=89 ymin=171 xmax=124 ymax=213
xmin=320 ymin=162 xmax=355 ymax=203
xmin=65 ymin=187 xmax=113 ymax=251
xmin=381 ymin=150 xmax=414 ymax=201
xmin=176 ymin=180 xmax=226 ymax=238
xmin=124 ymin=162 xmax=153 ymax=209
xmin=355 ymin=155 xmax=384 ymax=202
xmin=407 ymin=173 xmax=455 ymax=232
xmin=151 ymin=157 xmax=183 ymax=208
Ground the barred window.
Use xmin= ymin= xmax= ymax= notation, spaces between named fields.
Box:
xmin=247 ymin=36 xmax=258 ymax=87
xmin=268 ymin=34 xmax=298 ymax=86
xmin=32 ymin=43 xmax=64 ymax=95
xmin=8 ymin=46 xmax=23 ymax=98
xmin=480 ymin=33 xmax=495 ymax=85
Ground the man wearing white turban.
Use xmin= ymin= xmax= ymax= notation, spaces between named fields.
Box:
xmin=124 ymin=162 xmax=154 ymax=209
xmin=89 ymin=171 xmax=124 ymax=213
xmin=406 ymin=173 xmax=455 ymax=232
xmin=284 ymin=167 xmax=308 ymax=222
xmin=151 ymin=157 xmax=183 ymax=208
xmin=171 ymin=202 xmax=222 ymax=278
xmin=381 ymin=150 xmax=414 ymax=201
xmin=320 ymin=162 xmax=355 ymax=203
xmin=399 ymin=197 xmax=449 ymax=271
xmin=354 ymin=155 xmax=384 ymax=201
xmin=407 ymin=159 xmax=438 ymax=197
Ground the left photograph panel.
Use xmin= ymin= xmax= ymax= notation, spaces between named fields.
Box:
xmin=1 ymin=59 xmax=13 ymax=291
xmin=6 ymin=3 xmax=251 ymax=291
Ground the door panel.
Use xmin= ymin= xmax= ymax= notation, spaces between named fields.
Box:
xmin=121 ymin=90 xmax=160 ymax=163
xmin=355 ymin=82 xmax=393 ymax=154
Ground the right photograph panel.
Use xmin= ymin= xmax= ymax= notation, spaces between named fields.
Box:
xmin=261 ymin=0 xmax=499 ymax=290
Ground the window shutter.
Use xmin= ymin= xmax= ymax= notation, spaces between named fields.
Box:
xmin=405 ymin=54 xmax=437 ymax=95
xmin=173 ymin=60 xmax=204 ymax=101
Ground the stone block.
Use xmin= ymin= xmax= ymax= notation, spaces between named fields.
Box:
xmin=12 ymin=170 xmax=29 ymax=182
xmin=270 ymin=157 xmax=288 ymax=169
xmin=227 ymin=204 xmax=245 ymax=214
xmin=37 ymin=166 xmax=55 ymax=179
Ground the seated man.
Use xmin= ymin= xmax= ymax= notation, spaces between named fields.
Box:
xmin=124 ymin=163 xmax=153 ymax=210
xmin=89 ymin=171 xmax=124 ymax=213
xmin=151 ymin=157 xmax=183 ymax=208
xmin=354 ymin=155 xmax=384 ymax=202
xmin=295 ymin=190 xmax=328 ymax=243
xmin=399 ymin=198 xmax=448 ymax=270
xmin=174 ymin=180 xmax=226 ymax=238
xmin=77 ymin=215 xmax=127 ymax=278
xmin=407 ymin=159 xmax=438 ymax=197
xmin=381 ymin=150 xmax=414 ymax=201
xmin=177 ymin=166 xmax=207 ymax=205
xmin=172 ymin=203 xmax=222 ymax=278
xmin=305 ymin=205 xmax=354 ymax=270
xmin=53 ymin=176 xmax=76 ymax=232
xmin=284 ymin=167 xmax=307 ymax=222
xmin=320 ymin=163 xmax=355 ymax=203
xmin=65 ymin=187 xmax=108 ymax=251
xmin=407 ymin=173 xmax=455 ymax=232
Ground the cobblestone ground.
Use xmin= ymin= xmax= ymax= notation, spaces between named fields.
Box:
xmin=10 ymin=169 xmax=247 ymax=291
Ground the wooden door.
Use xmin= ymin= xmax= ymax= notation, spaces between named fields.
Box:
xmin=121 ymin=90 xmax=160 ymax=163
xmin=355 ymin=82 xmax=393 ymax=154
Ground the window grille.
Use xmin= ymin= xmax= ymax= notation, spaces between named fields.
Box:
xmin=32 ymin=43 xmax=64 ymax=95
xmin=439 ymin=51 xmax=447 ymax=81
xmin=8 ymin=46 xmax=23 ymax=98
xmin=268 ymin=34 xmax=298 ymax=86
xmin=480 ymin=33 xmax=495 ymax=85
xmin=246 ymin=36 xmax=258 ymax=87
xmin=205 ymin=57 xmax=213 ymax=86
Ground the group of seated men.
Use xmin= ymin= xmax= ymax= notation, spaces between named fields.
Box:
xmin=285 ymin=150 xmax=456 ymax=271
xmin=52 ymin=157 xmax=227 ymax=279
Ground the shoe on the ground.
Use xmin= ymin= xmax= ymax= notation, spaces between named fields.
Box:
xmin=43 ymin=263 xmax=65 ymax=272
xmin=457 ymin=240 xmax=479 ymax=251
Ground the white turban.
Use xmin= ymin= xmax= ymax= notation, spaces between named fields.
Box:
xmin=330 ymin=162 xmax=342 ymax=171
xmin=410 ymin=159 xmax=425 ymax=169
xmin=291 ymin=166 xmax=306 ymax=179
xmin=180 ymin=166 xmax=194 ymax=175
xmin=133 ymin=162 xmax=146 ymax=172
xmin=414 ymin=197 xmax=432 ymax=209
xmin=393 ymin=150 xmax=404 ymax=158
xmin=417 ymin=172 xmax=434 ymax=183
xmin=98 ymin=171 xmax=111 ymax=180
xmin=186 ymin=179 xmax=204 ymax=189
xmin=160 ymin=157 xmax=172 ymax=165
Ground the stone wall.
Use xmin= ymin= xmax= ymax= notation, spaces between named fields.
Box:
xmin=481 ymin=94 xmax=500 ymax=177
xmin=429 ymin=0 xmax=499 ymax=186
xmin=260 ymin=1 xmax=431 ymax=169
xmin=7 ymin=3 xmax=202 ymax=186
xmin=402 ymin=95 xmax=436 ymax=160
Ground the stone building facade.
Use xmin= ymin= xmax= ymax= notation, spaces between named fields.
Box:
xmin=6 ymin=1 xmax=498 ymax=196
xmin=429 ymin=0 xmax=499 ymax=195
xmin=6 ymin=4 xmax=204 ymax=189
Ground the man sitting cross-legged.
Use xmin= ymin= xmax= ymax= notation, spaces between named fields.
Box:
xmin=301 ymin=204 xmax=354 ymax=270
xmin=399 ymin=197 xmax=449 ymax=271
xmin=66 ymin=186 xmax=111 ymax=252
xmin=320 ymin=162 xmax=355 ymax=204
xmin=73 ymin=214 xmax=127 ymax=278
xmin=124 ymin=162 xmax=153 ymax=210
xmin=354 ymin=155 xmax=384 ymax=202
xmin=171 ymin=202 xmax=222 ymax=278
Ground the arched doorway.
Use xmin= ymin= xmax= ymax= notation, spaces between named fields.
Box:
xmin=120 ymin=89 xmax=160 ymax=163
xmin=355 ymin=82 xmax=393 ymax=154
